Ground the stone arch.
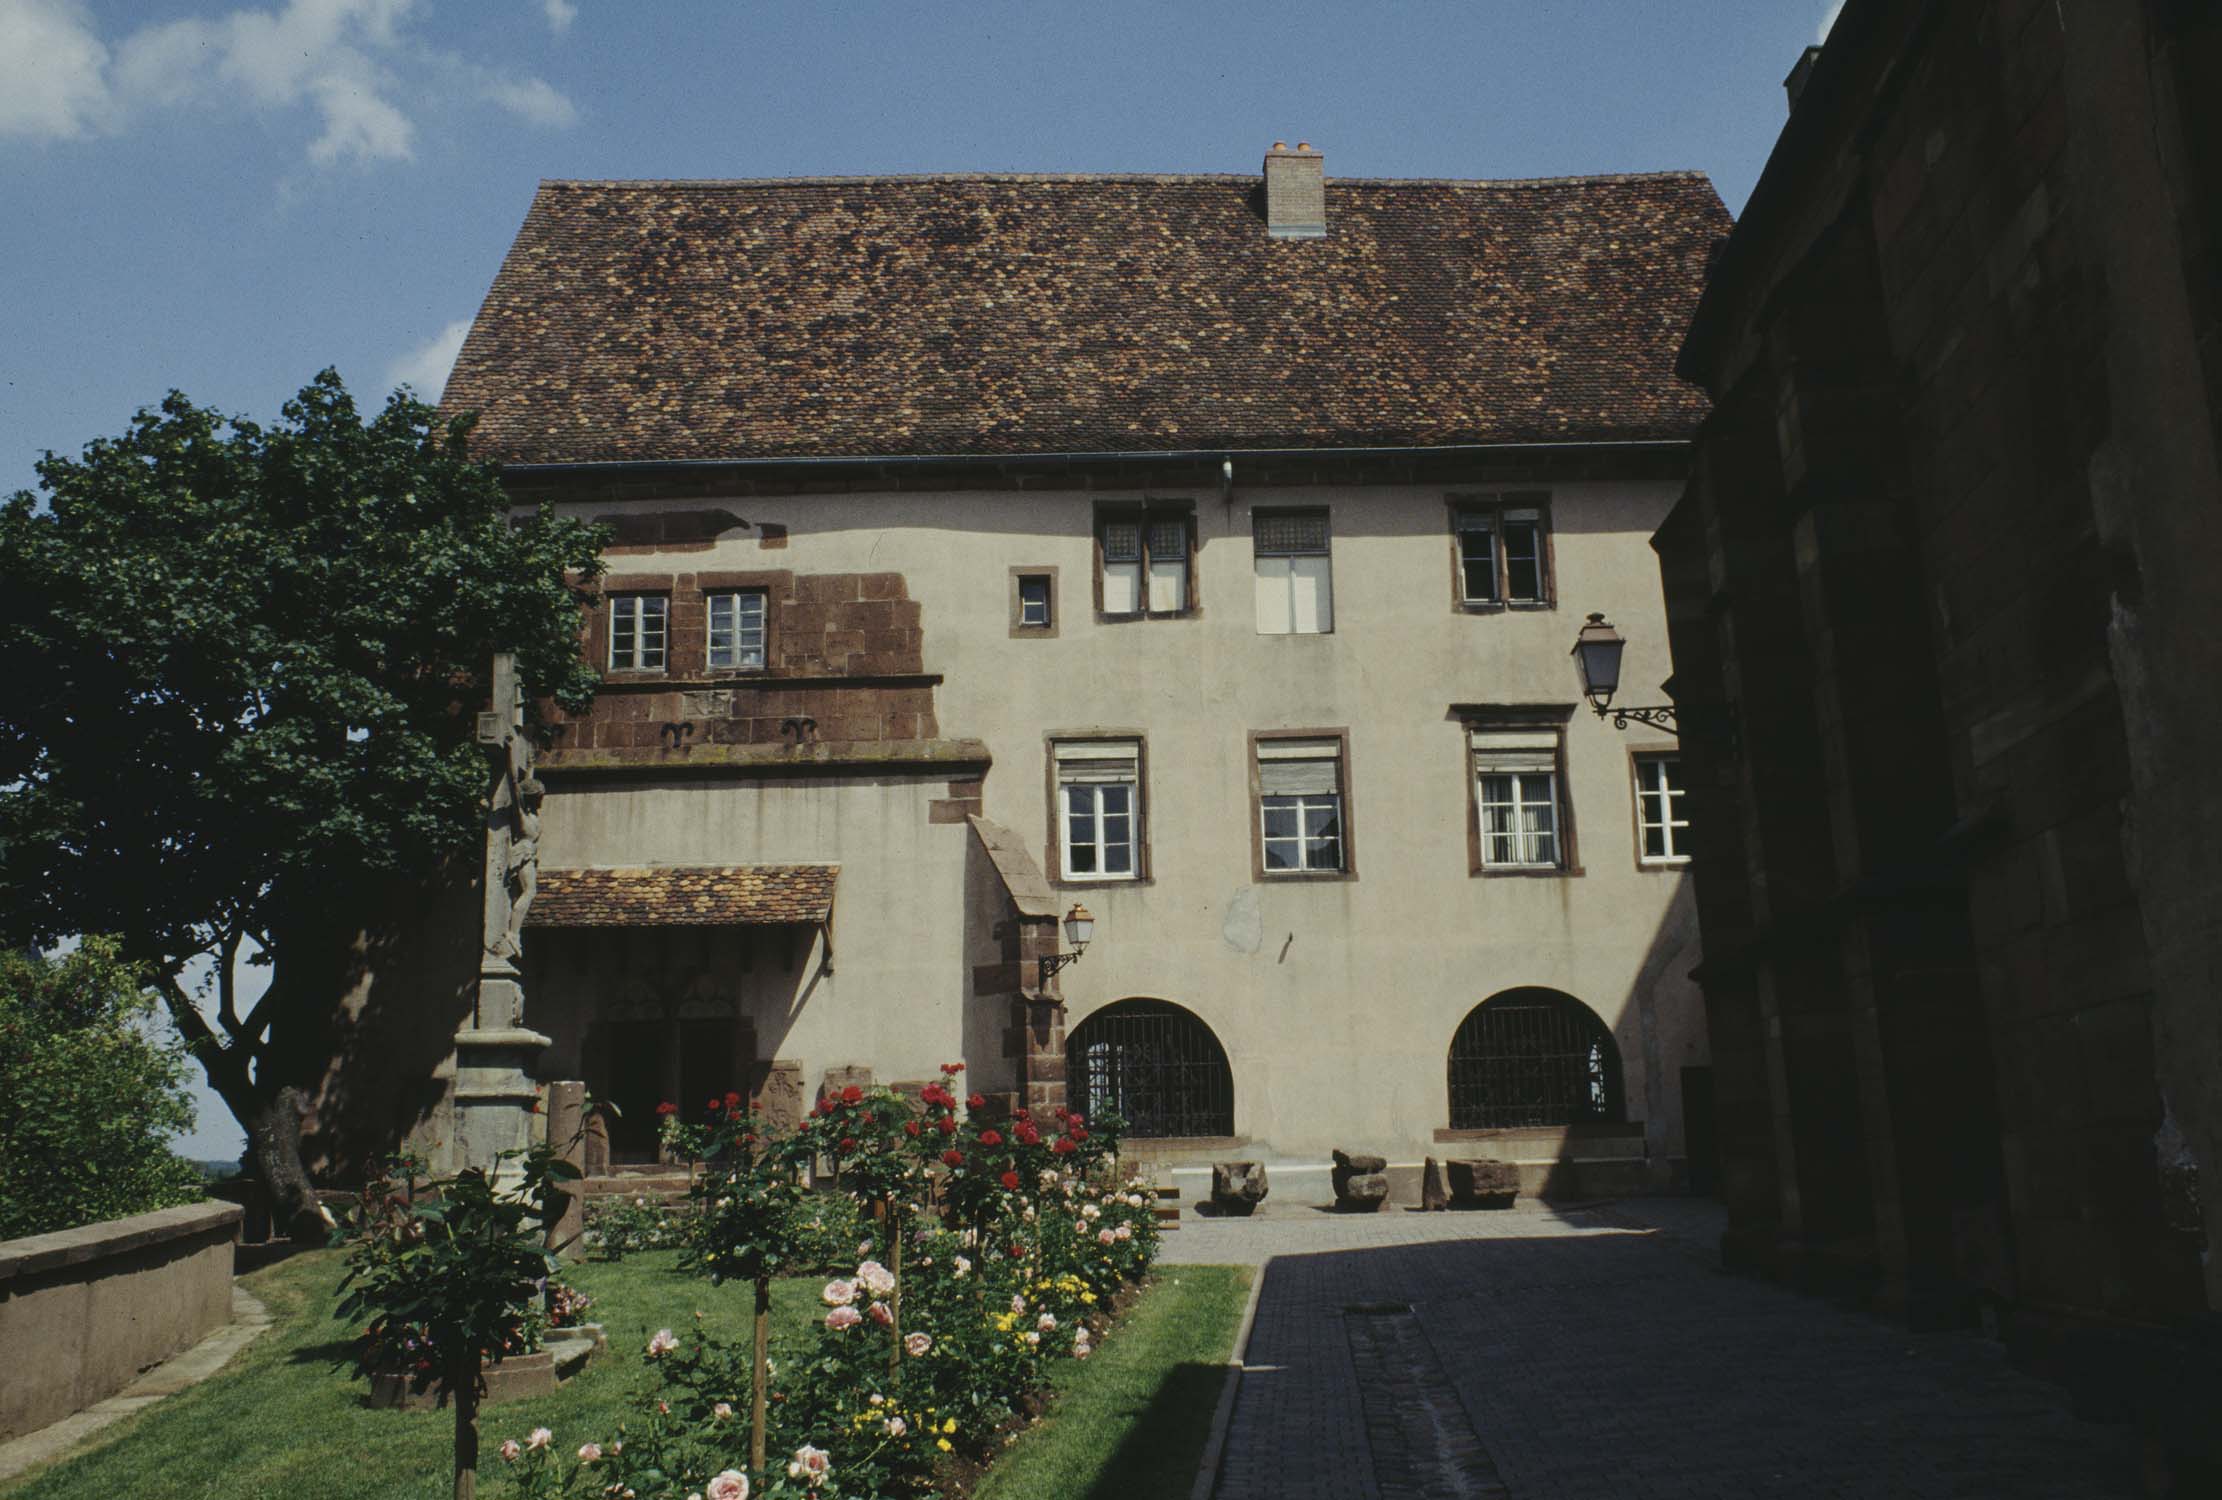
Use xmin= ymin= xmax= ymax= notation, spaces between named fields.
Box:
xmin=1446 ymin=987 xmax=1624 ymax=1129
xmin=1066 ymin=998 xmax=1234 ymax=1139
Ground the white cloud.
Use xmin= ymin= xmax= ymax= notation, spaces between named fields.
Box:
xmin=0 ymin=0 xmax=114 ymax=140
xmin=388 ymin=317 xmax=473 ymax=400
xmin=542 ymin=0 xmax=576 ymax=35
xmin=2 ymin=0 xmax=573 ymax=167
xmin=485 ymin=74 xmax=576 ymax=128
xmin=1818 ymin=0 xmax=1845 ymax=43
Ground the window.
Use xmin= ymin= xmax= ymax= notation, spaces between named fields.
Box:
xmin=1253 ymin=509 xmax=1333 ymax=634
xmin=1098 ymin=505 xmax=1192 ymax=616
xmin=1054 ymin=740 xmax=1142 ymax=881
xmin=1470 ymin=725 xmax=1564 ymax=870
xmin=1452 ymin=496 xmax=1551 ymax=608
xmin=707 ymin=590 xmax=767 ymax=670
xmin=1018 ymin=575 xmax=1052 ymax=628
xmin=1255 ymin=736 xmax=1346 ymax=875
xmin=1634 ymin=754 xmax=1689 ymax=864
xmin=608 ymin=594 xmax=667 ymax=672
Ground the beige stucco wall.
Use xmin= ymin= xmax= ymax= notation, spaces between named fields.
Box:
xmin=532 ymin=479 xmax=1707 ymax=1173
xmin=0 ymin=1201 xmax=240 ymax=1441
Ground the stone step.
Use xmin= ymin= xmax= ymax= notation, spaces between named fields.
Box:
xmin=579 ymin=1174 xmax=692 ymax=1202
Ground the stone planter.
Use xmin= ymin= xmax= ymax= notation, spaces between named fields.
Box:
xmin=1331 ymin=1149 xmax=1389 ymax=1212
xmin=365 ymin=1326 xmax=602 ymax=1411
xmin=1445 ymin=1158 xmax=1520 ymax=1209
xmin=1210 ymin=1161 xmax=1269 ymax=1215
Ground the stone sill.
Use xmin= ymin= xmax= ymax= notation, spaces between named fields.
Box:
xmin=0 ymin=1201 xmax=242 ymax=1284
xmin=539 ymin=737 xmax=992 ymax=779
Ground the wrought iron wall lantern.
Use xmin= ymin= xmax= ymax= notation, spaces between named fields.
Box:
xmin=1037 ymin=903 xmax=1095 ymax=989
xmin=1572 ymin=612 xmax=1736 ymax=751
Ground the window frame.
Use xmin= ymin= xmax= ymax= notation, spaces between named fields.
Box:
xmin=1009 ymin=565 xmax=1059 ymax=639
xmin=1248 ymin=728 xmax=1356 ymax=881
xmin=1093 ymin=501 xmax=1198 ymax=621
xmin=704 ymin=587 xmax=770 ymax=672
xmin=606 ymin=591 xmax=670 ymax=674
xmin=1251 ymin=505 xmax=1335 ymax=636
xmin=1629 ymin=748 xmax=1691 ymax=868
xmin=1447 ymin=493 xmax=1556 ymax=613
xmin=1046 ymin=733 xmax=1150 ymax=886
xmin=1458 ymin=707 xmax=1581 ymax=878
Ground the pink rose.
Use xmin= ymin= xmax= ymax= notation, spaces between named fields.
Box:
xmin=1098 ymin=1228 xmax=1116 ymax=1245
xmin=788 ymin=1444 xmax=832 ymax=1484
xmin=706 ymin=1470 xmax=749 ymax=1500
xmin=499 ymin=1440 xmax=521 ymax=1463
xmin=821 ymin=1278 xmax=857 ymax=1307
xmin=904 ymin=1331 xmax=932 ymax=1357
xmin=1037 ymin=1312 xmax=1057 ymax=1331
xmin=1115 ymin=1223 xmax=1133 ymax=1240
xmin=712 ymin=1401 xmax=735 ymax=1421
xmin=857 ymin=1260 xmax=896 ymax=1296
xmin=868 ymin=1300 xmax=893 ymax=1326
xmin=825 ymin=1304 xmax=863 ymax=1331
xmin=883 ymin=1415 xmax=907 ymax=1437
xmin=1010 ymin=1294 xmax=1026 ymax=1315
xmin=646 ymin=1328 xmax=678 ymax=1357
xmin=527 ymin=1427 xmax=552 ymax=1450
xmin=1073 ymin=1341 xmax=1093 ymax=1360
xmin=577 ymin=1442 xmax=603 ymax=1464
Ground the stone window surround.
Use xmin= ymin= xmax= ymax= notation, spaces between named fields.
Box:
xmin=1044 ymin=729 xmax=1152 ymax=887
xmin=1092 ymin=499 xmax=1200 ymax=622
xmin=1445 ymin=491 xmax=1558 ymax=614
xmin=1457 ymin=704 xmax=1584 ymax=878
xmin=593 ymin=569 xmax=800 ymax=681
xmin=605 ymin=589 xmax=670 ymax=675
xmin=1008 ymin=564 xmax=1059 ymax=639
xmin=1247 ymin=727 xmax=1358 ymax=882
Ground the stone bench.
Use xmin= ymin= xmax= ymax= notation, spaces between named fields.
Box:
xmin=1331 ymin=1150 xmax=1389 ymax=1212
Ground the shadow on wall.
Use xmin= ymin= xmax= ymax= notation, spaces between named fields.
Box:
xmin=282 ymin=862 xmax=481 ymax=1182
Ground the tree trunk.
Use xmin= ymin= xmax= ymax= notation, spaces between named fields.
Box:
xmin=751 ymin=1277 xmax=770 ymax=1478
xmin=453 ymin=1352 xmax=480 ymax=1500
xmin=248 ymin=1085 xmax=337 ymax=1241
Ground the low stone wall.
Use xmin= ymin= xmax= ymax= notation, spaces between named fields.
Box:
xmin=0 ymin=1201 xmax=242 ymax=1441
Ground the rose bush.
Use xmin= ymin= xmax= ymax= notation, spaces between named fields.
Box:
xmin=493 ymin=1065 xmax=1162 ymax=1499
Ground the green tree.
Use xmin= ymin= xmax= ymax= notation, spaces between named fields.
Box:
xmin=0 ymin=372 xmax=606 ymax=1238
xmin=0 ymin=938 xmax=205 ymax=1239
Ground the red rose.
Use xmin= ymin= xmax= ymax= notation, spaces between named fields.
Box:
xmin=655 ymin=1101 xmax=678 ymax=1117
xmin=942 ymin=1150 xmax=964 ymax=1168
xmin=1069 ymin=1127 xmax=1089 ymax=1142
xmin=1013 ymin=1108 xmax=1031 ymax=1122
xmin=1009 ymin=1243 xmax=1025 ymax=1258
xmin=842 ymin=1084 xmax=863 ymax=1104
xmin=1068 ymin=1110 xmax=1087 ymax=1125
xmin=1016 ymin=1124 xmax=1040 ymax=1146
xmin=1051 ymin=1138 xmax=1075 ymax=1156
xmin=979 ymin=1129 xmax=1003 ymax=1146
xmin=904 ymin=1119 xmax=921 ymax=1137
xmin=707 ymin=1097 xmax=721 ymax=1111
xmin=941 ymin=1062 xmax=965 ymax=1075
xmin=999 ymin=1170 xmax=1020 ymax=1190
xmin=967 ymin=1093 xmax=986 ymax=1110
xmin=724 ymin=1090 xmax=743 ymax=1108
xmin=937 ymin=1116 xmax=956 ymax=1136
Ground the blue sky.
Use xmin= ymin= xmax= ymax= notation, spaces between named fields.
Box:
xmin=2 ymin=0 xmax=1840 ymax=1159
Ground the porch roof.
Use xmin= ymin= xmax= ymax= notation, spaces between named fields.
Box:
xmin=527 ymin=864 xmax=839 ymax=927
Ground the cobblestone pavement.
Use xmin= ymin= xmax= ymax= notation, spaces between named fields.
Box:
xmin=1177 ymin=1200 xmax=2143 ymax=1499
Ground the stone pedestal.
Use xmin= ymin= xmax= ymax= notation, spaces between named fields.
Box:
xmin=545 ymin=1081 xmax=587 ymax=1253
xmin=1446 ymin=1159 xmax=1520 ymax=1209
xmin=1332 ymin=1149 xmax=1390 ymax=1212
xmin=452 ymin=995 xmax=550 ymax=1178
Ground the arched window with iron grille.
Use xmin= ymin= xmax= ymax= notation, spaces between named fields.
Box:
xmin=1446 ymin=988 xmax=1623 ymax=1129
xmin=1066 ymin=998 xmax=1234 ymax=1139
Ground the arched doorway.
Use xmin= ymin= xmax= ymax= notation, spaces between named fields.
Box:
xmin=1066 ymin=999 xmax=1234 ymax=1139
xmin=1446 ymin=988 xmax=1622 ymax=1129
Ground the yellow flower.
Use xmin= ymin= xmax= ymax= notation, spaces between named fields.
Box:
xmin=937 ymin=1438 xmax=953 ymax=1452
xmin=943 ymin=1418 xmax=958 ymax=1434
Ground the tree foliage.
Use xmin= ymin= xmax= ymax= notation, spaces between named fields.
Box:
xmin=0 ymin=371 xmax=607 ymax=1228
xmin=0 ymin=938 xmax=205 ymax=1239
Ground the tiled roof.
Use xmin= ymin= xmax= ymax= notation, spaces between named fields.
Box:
xmin=444 ymin=171 xmax=1731 ymax=465
xmin=527 ymin=865 xmax=838 ymax=927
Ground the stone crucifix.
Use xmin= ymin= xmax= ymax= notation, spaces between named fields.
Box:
xmin=479 ymin=652 xmax=541 ymax=976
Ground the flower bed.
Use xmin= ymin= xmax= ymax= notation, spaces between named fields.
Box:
xmin=493 ymin=1066 xmax=1161 ymax=1499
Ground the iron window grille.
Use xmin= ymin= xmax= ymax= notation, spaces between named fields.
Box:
xmin=1447 ymin=989 xmax=1623 ymax=1129
xmin=1252 ymin=509 xmax=1334 ymax=634
xmin=1066 ymin=999 xmax=1234 ymax=1139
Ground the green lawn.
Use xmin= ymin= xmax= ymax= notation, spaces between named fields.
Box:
xmin=2 ymin=1251 xmax=1251 ymax=1500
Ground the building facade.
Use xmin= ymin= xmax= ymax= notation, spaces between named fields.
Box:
xmin=1655 ymin=0 xmax=2221 ymax=1467
xmin=309 ymin=149 xmax=1732 ymax=1197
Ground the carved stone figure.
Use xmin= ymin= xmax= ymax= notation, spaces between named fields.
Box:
xmin=500 ymin=775 xmax=544 ymax=960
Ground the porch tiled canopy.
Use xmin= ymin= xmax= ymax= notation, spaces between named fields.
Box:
xmin=526 ymin=864 xmax=839 ymax=927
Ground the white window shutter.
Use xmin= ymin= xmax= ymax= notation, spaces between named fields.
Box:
xmin=1103 ymin=562 xmax=1142 ymax=614
xmin=1147 ymin=557 xmax=1186 ymax=613
xmin=1254 ymin=557 xmax=1294 ymax=634
xmin=1291 ymin=554 xmax=1333 ymax=633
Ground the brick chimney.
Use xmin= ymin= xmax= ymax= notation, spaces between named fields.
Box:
xmin=1263 ymin=140 xmax=1325 ymax=239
